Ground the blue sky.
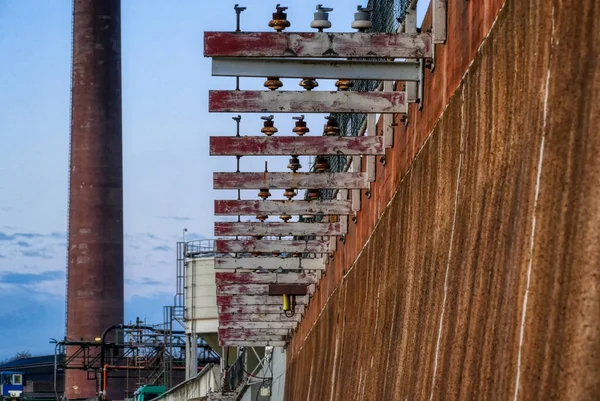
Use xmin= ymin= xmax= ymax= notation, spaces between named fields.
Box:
xmin=0 ymin=0 xmax=428 ymax=359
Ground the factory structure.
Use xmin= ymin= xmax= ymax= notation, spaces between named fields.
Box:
xmin=3 ymin=0 xmax=598 ymax=400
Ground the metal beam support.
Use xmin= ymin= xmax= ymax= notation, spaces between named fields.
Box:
xmin=212 ymin=58 xmax=421 ymax=81
xmin=216 ymin=239 xmax=331 ymax=254
xmin=210 ymin=136 xmax=385 ymax=156
xmin=204 ymin=32 xmax=432 ymax=58
xmin=215 ymin=256 xmax=325 ymax=270
xmin=383 ymin=81 xmax=394 ymax=148
xmin=215 ymin=200 xmax=353 ymax=216
xmin=214 ymin=172 xmax=369 ymax=190
xmin=215 ymin=271 xmax=320 ymax=285
xmin=215 ymin=222 xmax=346 ymax=236
xmin=351 ymin=156 xmax=361 ymax=213
xmin=432 ymin=0 xmax=447 ymax=44
xmin=209 ymin=90 xmax=407 ymax=114
xmin=366 ymin=114 xmax=377 ymax=182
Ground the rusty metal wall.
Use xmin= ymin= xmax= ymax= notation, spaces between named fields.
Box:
xmin=284 ymin=0 xmax=600 ymax=399
xmin=66 ymin=0 xmax=124 ymax=399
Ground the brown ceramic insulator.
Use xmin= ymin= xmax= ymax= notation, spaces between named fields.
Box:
xmin=335 ymin=79 xmax=354 ymax=91
xmin=306 ymin=189 xmax=321 ymax=201
xmin=280 ymin=212 xmax=292 ymax=222
xmin=284 ymin=188 xmax=296 ymax=199
xmin=288 ymin=155 xmax=302 ymax=172
xmin=256 ymin=213 xmax=269 ymax=222
xmin=315 ymin=156 xmax=329 ymax=172
xmin=268 ymin=6 xmax=291 ymax=32
xmin=66 ymin=0 xmax=124 ymax=400
xmin=324 ymin=118 xmax=340 ymax=136
xmin=261 ymin=120 xmax=278 ymax=136
xmin=293 ymin=121 xmax=310 ymax=136
xmin=258 ymin=188 xmax=271 ymax=199
xmin=299 ymin=78 xmax=319 ymax=91
xmin=264 ymin=77 xmax=283 ymax=90
xmin=251 ymin=251 xmax=261 ymax=257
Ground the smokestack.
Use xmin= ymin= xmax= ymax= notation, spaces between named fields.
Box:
xmin=66 ymin=0 xmax=123 ymax=399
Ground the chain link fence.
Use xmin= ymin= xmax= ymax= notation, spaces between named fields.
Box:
xmin=315 ymin=0 xmax=410 ymax=201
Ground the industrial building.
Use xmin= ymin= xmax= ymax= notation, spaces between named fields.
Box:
xmin=3 ymin=0 xmax=595 ymax=400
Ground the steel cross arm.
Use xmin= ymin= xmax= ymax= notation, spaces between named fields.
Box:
xmin=217 ymin=295 xmax=308 ymax=306
xmin=210 ymin=136 xmax=385 ymax=156
xmin=216 ymin=239 xmax=331 ymax=254
xmin=218 ymin=304 xmax=306 ymax=314
xmin=215 ymin=271 xmax=320 ymax=285
xmin=215 ymin=199 xmax=353 ymax=216
xmin=204 ymin=32 xmax=432 ymax=58
xmin=209 ymin=90 xmax=407 ymax=114
xmin=215 ymin=256 xmax=325 ymax=270
xmin=214 ymin=172 xmax=369 ymax=190
xmin=215 ymin=221 xmax=346 ymax=236
xmin=212 ymin=58 xmax=421 ymax=81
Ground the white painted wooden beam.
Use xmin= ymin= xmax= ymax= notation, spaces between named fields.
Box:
xmin=212 ymin=58 xmax=421 ymax=81
xmin=215 ymin=200 xmax=353 ymax=216
xmin=219 ymin=321 xmax=298 ymax=330
xmin=220 ymin=340 xmax=287 ymax=347
xmin=216 ymin=283 xmax=314 ymax=296
xmin=219 ymin=312 xmax=302 ymax=322
xmin=383 ymin=81 xmax=395 ymax=148
xmin=215 ymin=256 xmax=325 ymax=270
xmin=215 ymin=271 xmax=320 ymax=285
xmin=214 ymin=172 xmax=369 ymax=190
xmin=216 ymin=239 xmax=331 ymax=254
xmin=351 ymin=156 xmax=361 ymax=212
xmin=209 ymin=91 xmax=407 ymax=114
xmin=218 ymin=304 xmax=305 ymax=314
xmin=215 ymin=222 xmax=346 ymax=236
xmin=210 ymin=136 xmax=385 ymax=156
xmin=217 ymin=295 xmax=306 ymax=306
xmin=219 ymin=328 xmax=290 ymax=337
xmin=204 ymin=32 xmax=432 ymax=58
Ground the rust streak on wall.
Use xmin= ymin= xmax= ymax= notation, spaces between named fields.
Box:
xmin=285 ymin=0 xmax=600 ymax=399
xmin=66 ymin=0 xmax=124 ymax=399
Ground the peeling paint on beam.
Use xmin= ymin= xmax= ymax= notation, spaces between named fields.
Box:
xmin=219 ymin=313 xmax=302 ymax=322
xmin=217 ymin=283 xmax=312 ymax=296
xmin=216 ymin=239 xmax=331 ymax=254
xmin=210 ymin=136 xmax=385 ymax=156
xmin=214 ymin=172 xmax=369 ymax=190
xmin=218 ymin=304 xmax=305 ymax=314
xmin=215 ymin=222 xmax=346 ymax=236
xmin=220 ymin=340 xmax=287 ymax=347
xmin=219 ymin=328 xmax=290 ymax=337
xmin=215 ymin=200 xmax=352 ymax=216
xmin=208 ymin=91 xmax=407 ymax=114
xmin=217 ymin=295 xmax=306 ymax=306
xmin=215 ymin=271 xmax=320 ymax=285
xmin=212 ymin=58 xmax=421 ymax=81
xmin=204 ymin=32 xmax=432 ymax=58
xmin=220 ymin=321 xmax=298 ymax=330
xmin=215 ymin=256 xmax=325 ymax=270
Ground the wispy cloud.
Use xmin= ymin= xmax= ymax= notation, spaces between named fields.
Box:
xmin=157 ymin=215 xmax=191 ymax=222
xmin=152 ymin=245 xmax=171 ymax=252
xmin=21 ymin=250 xmax=53 ymax=259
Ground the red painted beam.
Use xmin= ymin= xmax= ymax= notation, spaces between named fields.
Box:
xmin=215 ymin=222 xmax=345 ymax=236
xmin=203 ymin=32 xmax=432 ymax=58
xmin=209 ymin=90 xmax=407 ymax=114
xmin=214 ymin=200 xmax=352 ymax=216
xmin=218 ymin=304 xmax=305 ymax=314
xmin=219 ymin=321 xmax=298 ymax=330
xmin=216 ymin=239 xmax=330 ymax=254
xmin=214 ymin=172 xmax=369 ymax=190
xmin=209 ymin=136 xmax=384 ymax=156
xmin=215 ymin=271 xmax=319 ymax=285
